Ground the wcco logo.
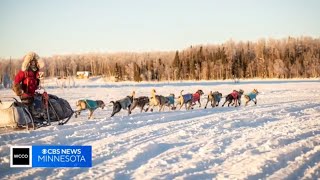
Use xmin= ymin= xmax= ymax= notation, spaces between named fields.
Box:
xmin=10 ymin=146 xmax=32 ymax=167
xmin=13 ymin=154 xmax=29 ymax=158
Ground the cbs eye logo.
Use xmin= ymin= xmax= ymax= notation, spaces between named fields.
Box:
xmin=10 ymin=146 xmax=32 ymax=167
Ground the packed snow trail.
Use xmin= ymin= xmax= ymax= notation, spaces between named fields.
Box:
xmin=0 ymin=80 xmax=319 ymax=179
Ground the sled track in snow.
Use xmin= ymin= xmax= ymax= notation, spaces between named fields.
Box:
xmin=1 ymin=99 xmax=320 ymax=179
xmin=1 ymin=81 xmax=320 ymax=179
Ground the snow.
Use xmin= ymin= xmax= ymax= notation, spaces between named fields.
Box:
xmin=0 ymin=79 xmax=320 ymax=179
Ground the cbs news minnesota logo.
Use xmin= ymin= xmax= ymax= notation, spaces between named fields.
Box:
xmin=10 ymin=145 xmax=92 ymax=168
xmin=10 ymin=146 xmax=32 ymax=167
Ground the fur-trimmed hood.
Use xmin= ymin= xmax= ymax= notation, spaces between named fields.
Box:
xmin=21 ymin=52 xmax=45 ymax=71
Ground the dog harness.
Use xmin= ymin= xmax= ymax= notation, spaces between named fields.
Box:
xmin=183 ymin=94 xmax=193 ymax=102
xmin=84 ymin=100 xmax=98 ymax=110
xmin=231 ymin=91 xmax=239 ymax=99
xmin=246 ymin=92 xmax=257 ymax=100
xmin=213 ymin=94 xmax=221 ymax=102
xmin=192 ymin=92 xmax=200 ymax=102
xmin=166 ymin=96 xmax=175 ymax=104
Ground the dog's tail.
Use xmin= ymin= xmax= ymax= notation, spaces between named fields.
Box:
xmin=180 ymin=90 xmax=184 ymax=96
xmin=110 ymin=101 xmax=115 ymax=104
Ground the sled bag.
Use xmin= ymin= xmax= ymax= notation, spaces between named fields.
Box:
xmin=0 ymin=100 xmax=32 ymax=128
xmin=47 ymin=94 xmax=73 ymax=121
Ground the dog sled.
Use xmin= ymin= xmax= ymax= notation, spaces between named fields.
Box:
xmin=0 ymin=92 xmax=74 ymax=131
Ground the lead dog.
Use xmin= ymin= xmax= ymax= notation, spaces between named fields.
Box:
xmin=110 ymin=91 xmax=135 ymax=117
xmin=204 ymin=91 xmax=222 ymax=108
xmin=177 ymin=89 xmax=204 ymax=110
xmin=222 ymin=89 xmax=244 ymax=107
xmin=244 ymin=89 xmax=259 ymax=106
xmin=75 ymin=99 xmax=105 ymax=119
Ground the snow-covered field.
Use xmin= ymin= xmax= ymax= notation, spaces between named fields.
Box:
xmin=0 ymin=79 xmax=320 ymax=179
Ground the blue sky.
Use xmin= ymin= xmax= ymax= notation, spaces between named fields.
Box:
xmin=0 ymin=0 xmax=319 ymax=58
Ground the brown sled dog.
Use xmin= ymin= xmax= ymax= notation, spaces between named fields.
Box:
xmin=75 ymin=100 xmax=105 ymax=119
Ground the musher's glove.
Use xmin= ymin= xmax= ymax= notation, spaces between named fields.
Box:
xmin=20 ymin=93 xmax=34 ymax=104
xmin=12 ymin=83 xmax=23 ymax=96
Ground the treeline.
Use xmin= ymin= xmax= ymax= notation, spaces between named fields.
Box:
xmin=1 ymin=36 xmax=320 ymax=82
